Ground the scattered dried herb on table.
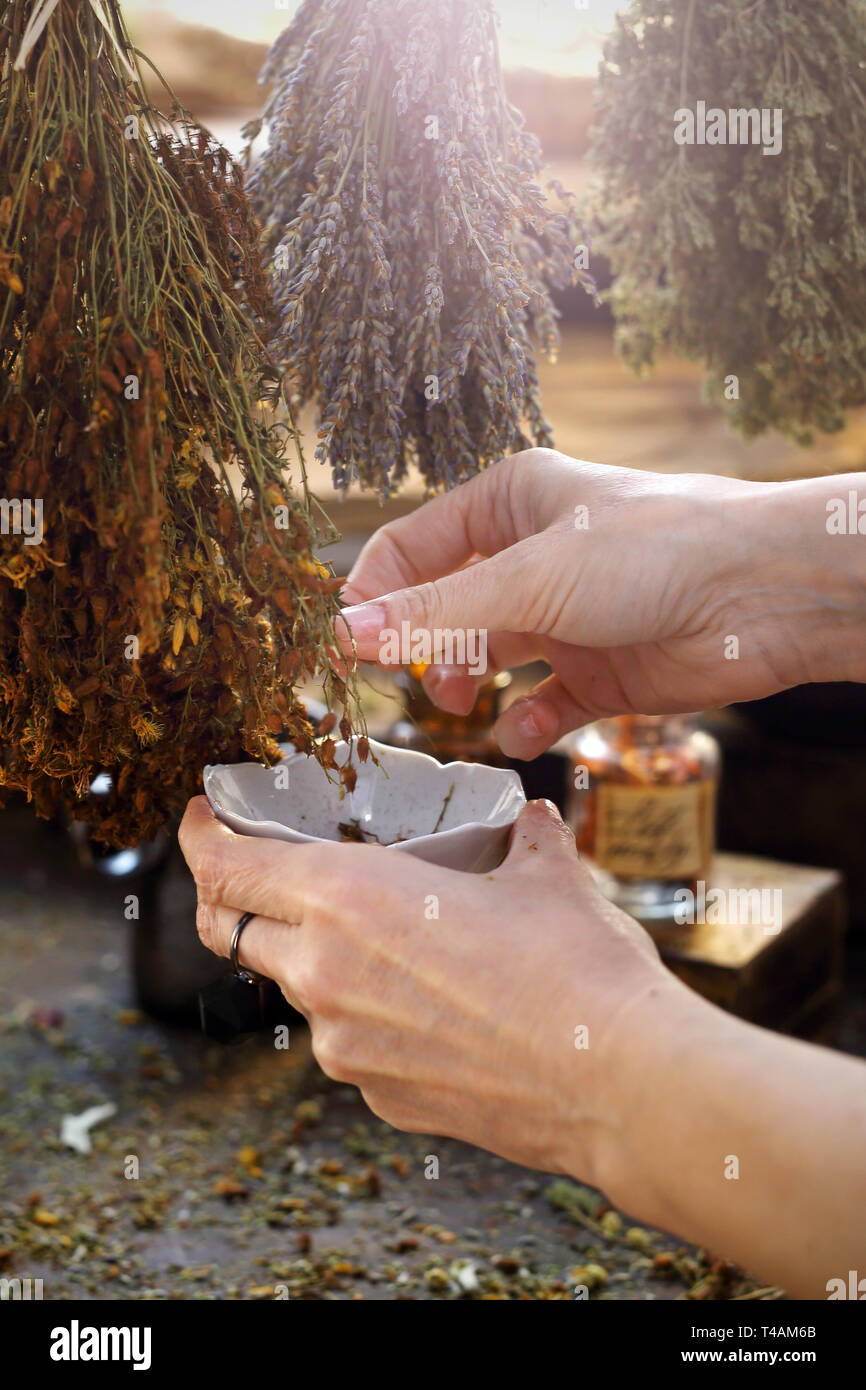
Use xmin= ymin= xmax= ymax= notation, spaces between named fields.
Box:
xmin=246 ymin=0 xmax=596 ymax=495
xmin=0 ymin=0 xmax=360 ymax=847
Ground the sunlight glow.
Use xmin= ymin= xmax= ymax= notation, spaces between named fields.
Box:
xmin=123 ymin=0 xmax=624 ymax=75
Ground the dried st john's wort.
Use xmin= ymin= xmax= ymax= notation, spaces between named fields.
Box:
xmin=0 ymin=0 xmax=359 ymax=847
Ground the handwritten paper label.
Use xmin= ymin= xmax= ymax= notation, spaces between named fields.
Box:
xmin=595 ymin=780 xmax=715 ymax=880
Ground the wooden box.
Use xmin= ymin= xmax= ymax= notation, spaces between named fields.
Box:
xmin=640 ymin=852 xmax=847 ymax=1033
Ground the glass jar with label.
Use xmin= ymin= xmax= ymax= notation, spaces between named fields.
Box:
xmin=566 ymin=714 xmax=720 ymax=920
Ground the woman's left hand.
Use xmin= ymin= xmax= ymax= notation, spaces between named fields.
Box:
xmin=178 ymin=794 xmax=666 ymax=1181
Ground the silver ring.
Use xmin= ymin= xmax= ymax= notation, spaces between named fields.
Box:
xmin=230 ymin=912 xmax=262 ymax=984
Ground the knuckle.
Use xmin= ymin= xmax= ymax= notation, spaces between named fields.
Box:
xmin=189 ymin=845 xmax=229 ymax=903
xmin=195 ymin=900 xmax=218 ymax=953
xmin=530 ymin=446 xmax=560 ymax=467
xmin=310 ymin=1026 xmax=354 ymax=1083
xmin=289 ymin=943 xmax=336 ymax=1017
xmin=371 ymin=518 xmax=410 ymax=569
xmin=288 ymin=845 xmax=344 ymax=914
xmin=291 ymin=962 xmax=324 ymax=1015
xmin=357 ymin=1087 xmax=391 ymax=1125
xmin=398 ymin=578 xmax=442 ymax=635
xmin=361 ymin=1088 xmax=423 ymax=1134
xmin=350 ymin=521 xmax=415 ymax=603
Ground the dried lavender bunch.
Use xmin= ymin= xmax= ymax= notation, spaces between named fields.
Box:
xmin=246 ymin=0 xmax=595 ymax=494
xmin=0 ymin=0 xmax=360 ymax=847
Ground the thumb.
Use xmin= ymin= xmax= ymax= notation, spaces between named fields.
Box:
xmin=499 ymin=800 xmax=603 ymax=896
xmin=500 ymin=799 xmax=581 ymax=873
xmin=335 ymin=544 xmax=534 ymax=665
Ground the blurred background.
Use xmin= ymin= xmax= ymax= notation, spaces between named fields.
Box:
xmin=2 ymin=1 xmax=865 ymax=1305
xmin=125 ymin=0 xmax=866 ymax=505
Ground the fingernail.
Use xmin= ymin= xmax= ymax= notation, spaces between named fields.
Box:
xmin=426 ymin=668 xmax=476 ymax=716
xmin=517 ymin=706 xmax=544 ymax=739
xmin=495 ymin=699 xmax=553 ymax=758
xmin=336 ymin=604 xmax=388 ymax=651
xmin=423 ymin=666 xmax=449 ymax=694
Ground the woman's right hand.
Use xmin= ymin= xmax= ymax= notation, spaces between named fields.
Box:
xmin=337 ymin=449 xmax=866 ymax=759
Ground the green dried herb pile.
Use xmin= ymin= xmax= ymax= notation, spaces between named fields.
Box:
xmin=592 ymin=0 xmax=866 ymax=441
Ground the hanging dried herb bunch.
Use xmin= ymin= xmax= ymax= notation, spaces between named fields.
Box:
xmin=246 ymin=0 xmax=595 ymax=495
xmin=592 ymin=0 xmax=866 ymax=442
xmin=0 ymin=0 xmax=360 ymax=848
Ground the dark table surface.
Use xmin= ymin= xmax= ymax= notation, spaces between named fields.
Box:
xmin=2 ymin=801 xmax=862 ymax=1301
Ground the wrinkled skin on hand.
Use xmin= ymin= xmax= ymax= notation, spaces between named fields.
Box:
xmin=179 ymin=794 xmax=664 ymax=1179
xmin=338 ymin=450 xmax=866 ymax=758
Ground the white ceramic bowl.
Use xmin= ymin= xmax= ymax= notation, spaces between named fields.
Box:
xmin=203 ymin=737 xmax=525 ymax=873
